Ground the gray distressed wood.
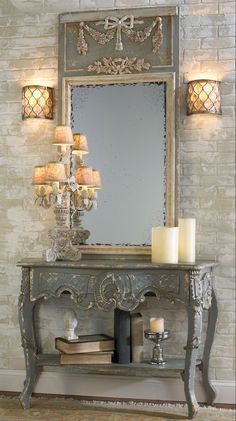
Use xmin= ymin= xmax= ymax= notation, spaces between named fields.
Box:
xmin=18 ymin=268 xmax=41 ymax=409
xmin=17 ymin=258 xmax=217 ymax=419
xmin=36 ymin=354 xmax=201 ymax=378
xmin=202 ymin=288 xmax=218 ymax=404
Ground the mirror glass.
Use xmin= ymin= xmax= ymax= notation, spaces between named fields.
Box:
xmin=71 ymin=82 xmax=166 ymax=245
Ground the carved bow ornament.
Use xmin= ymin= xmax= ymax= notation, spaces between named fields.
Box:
xmin=74 ymin=15 xmax=163 ymax=56
xmin=102 ymin=15 xmax=143 ymax=51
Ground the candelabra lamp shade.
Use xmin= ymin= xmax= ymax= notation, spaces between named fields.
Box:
xmin=76 ymin=167 xmax=94 ymax=187
xmin=92 ymin=169 xmax=102 ymax=189
xmin=72 ymin=134 xmax=89 ymax=155
xmin=53 ymin=126 xmax=73 ymax=146
xmin=32 ymin=165 xmax=46 ymax=185
xmin=22 ymin=85 xmax=53 ymax=119
xmin=186 ymin=80 xmax=221 ymax=115
xmin=45 ymin=162 xmax=68 ymax=183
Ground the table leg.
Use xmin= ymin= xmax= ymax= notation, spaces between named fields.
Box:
xmin=18 ymin=268 xmax=39 ymax=409
xmin=184 ymin=305 xmax=203 ymax=419
xmin=202 ymin=288 xmax=218 ymax=404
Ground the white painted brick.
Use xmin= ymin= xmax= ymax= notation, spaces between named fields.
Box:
xmin=219 ymin=2 xmax=236 ymax=13
xmin=184 ymin=49 xmax=217 ymax=61
xmin=181 ymin=4 xmax=219 ymax=15
xmin=219 ymin=25 xmax=235 ymax=36
xmin=201 ymin=37 xmax=235 ymax=48
xmin=183 ymin=26 xmax=218 ymax=39
xmin=219 ymin=48 xmax=235 ymax=60
xmin=115 ymin=0 xmax=148 ymax=6
xmin=200 ymin=14 xmax=235 ymax=25
xmin=216 ymin=369 xmax=236 ymax=380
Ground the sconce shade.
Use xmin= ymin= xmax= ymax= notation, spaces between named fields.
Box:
xmin=22 ymin=85 xmax=53 ymax=119
xmin=53 ymin=126 xmax=73 ymax=146
xmin=72 ymin=133 xmax=89 ymax=155
xmin=45 ymin=162 xmax=68 ymax=183
xmin=76 ymin=167 xmax=94 ymax=186
xmin=92 ymin=169 xmax=102 ymax=189
xmin=32 ymin=166 xmax=46 ymax=185
xmin=186 ymin=80 xmax=221 ymax=115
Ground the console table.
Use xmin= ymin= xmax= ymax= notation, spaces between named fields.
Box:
xmin=17 ymin=258 xmax=218 ymax=419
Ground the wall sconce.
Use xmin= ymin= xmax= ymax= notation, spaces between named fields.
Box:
xmin=22 ymin=85 xmax=54 ymax=119
xmin=186 ymin=80 xmax=221 ymax=115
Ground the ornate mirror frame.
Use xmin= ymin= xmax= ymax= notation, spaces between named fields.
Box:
xmin=58 ymin=7 xmax=179 ymax=256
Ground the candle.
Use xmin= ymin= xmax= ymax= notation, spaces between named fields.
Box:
xmin=178 ymin=218 xmax=196 ymax=263
xmin=150 ymin=317 xmax=164 ymax=333
xmin=152 ymin=227 xmax=179 ymax=264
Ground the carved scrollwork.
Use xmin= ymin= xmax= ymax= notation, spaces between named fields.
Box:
xmin=189 ymin=270 xmax=213 ymax=315
xmin=18 ymin=268 xmax=30 ymax=310
xmin=88 ymin=57 xmax=150 ymax=75
xmin=184 ymin=336 xmax=200 ymax=350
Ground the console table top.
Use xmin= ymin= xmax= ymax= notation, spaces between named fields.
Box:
xmin=17 ymin=258 xmax=217 ymax=270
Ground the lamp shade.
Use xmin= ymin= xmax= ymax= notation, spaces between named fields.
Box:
xmin=92 ymin=169 xmax=102 ymax=189
xmin=45 ymin=162 xmax=68 ymax=183
xmin=75 ymin=167 xmax=94 ymax=187
xmin=72 ymin=133 xmax=89 ymax=155
xmin=22 ymin=85 xmax=53 ymax=119
xmin=53 ymin=126 xmax=73 ymax=146
xmin=186 ymin=79 xmax=221 ymax=115
xmin=32 ymin=166 xmax=46 ymax=185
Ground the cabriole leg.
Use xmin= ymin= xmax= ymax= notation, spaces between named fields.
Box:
xmin=18 ymin=267 xmax=40 ymax=409
xmin=202 ymin=288 xmax=218 ymax=404
xmin=184 ymin=305 xmax=202 ymax=419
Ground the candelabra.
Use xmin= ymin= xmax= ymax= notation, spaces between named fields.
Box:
xmin=32 ymin=127 xmax=101 ymax=262
xmin=144 ymin=329 xmax=169 ymax=365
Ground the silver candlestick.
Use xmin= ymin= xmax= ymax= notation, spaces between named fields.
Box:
xmin=144 ymin=329 xmax=169 ymax=365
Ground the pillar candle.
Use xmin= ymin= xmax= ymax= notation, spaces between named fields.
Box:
xmin=150 ymin=317 xmax=164 ymax=333
xmin=152 ymin=227 xmax=179 ymax=264
xmin=178 ymin=218 xmax=196 ymax=263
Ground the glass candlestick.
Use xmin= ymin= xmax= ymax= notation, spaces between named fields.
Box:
xmin=144 ymin=329 xmax=169 ymax=365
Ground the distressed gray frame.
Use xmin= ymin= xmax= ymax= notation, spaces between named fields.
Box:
xmin=58 ymin=7 xmax=180 ymax=255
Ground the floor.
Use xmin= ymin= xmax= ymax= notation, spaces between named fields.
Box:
xmin=0 ymin=397 xmax=235 ymax=421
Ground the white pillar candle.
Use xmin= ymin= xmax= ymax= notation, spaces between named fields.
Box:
xmin=178 ymin=218 xmax=196 ymax=263
xmin=150 ymin=317 xmax=164 ymax=333
xmin=152 ymin=227 xmax=179 ymax=264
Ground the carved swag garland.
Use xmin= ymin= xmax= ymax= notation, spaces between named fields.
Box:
xmin=69 ymin=15 xmax=163 ymax=75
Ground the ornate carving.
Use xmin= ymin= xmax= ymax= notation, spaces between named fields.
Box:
xmin=84 ymin=24 xmax=116 ymax=46
xmin=46 ymin=228 xmax=82 ymax=262
xmin=88 ymin=57 xmax=150 ymax=75
xmin=189 ymin=270 xmax=213 ymax=314
xmin=96 ymin=15 xmax=143 ymax=51
xmin=184 ymin=336 xmax=200 ymax=350
xmin=202 ymin=272 xmax=213 ymax=310
xmin=123 ymin=17 xmax=163 ymax=54
xmin=75 ymin=16 xmax=163 ymax=55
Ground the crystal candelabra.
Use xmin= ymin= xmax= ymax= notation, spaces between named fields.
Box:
xmin=32 ymin=127 xmax=102 ymax=262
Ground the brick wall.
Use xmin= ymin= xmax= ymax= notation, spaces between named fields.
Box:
xmin=0 ymin=0 xmax=235 ymax=382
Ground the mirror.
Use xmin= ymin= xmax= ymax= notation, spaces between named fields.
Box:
xmin=65 ymin=74 xmax=175 ymax=246
xmin=71 ymin=82 xmax=165 ymax=245
xmin=63 ymin=73 xmax=176 ymax=251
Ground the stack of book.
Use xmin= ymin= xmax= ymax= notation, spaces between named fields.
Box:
xmin=55 ymin=334 xmax=114 ymax=365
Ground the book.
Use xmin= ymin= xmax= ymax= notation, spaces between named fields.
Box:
xmin=55 ymin=334 xmax=114 ymax=354
xmin=131 ymin=313 xmax=144 ymax=363
xmin=60 ymin=351 xmax=113 ymax=365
